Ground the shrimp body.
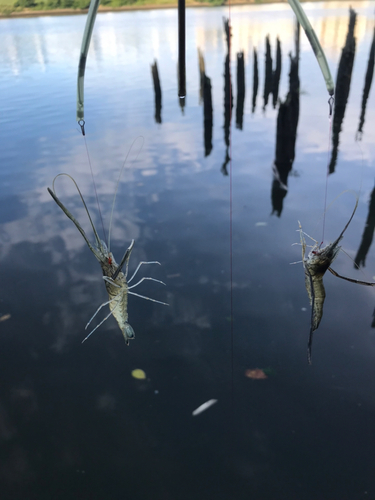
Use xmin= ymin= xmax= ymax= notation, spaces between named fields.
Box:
xmin=299 ymin=197 xmax=358 ymax=363
xmin=99 ymin=242 xmax=135 ymax=344
xmin=303 ymin=238 xmax=342 ymax=331
xmin=48 ymin=175 xmax=167 ymax=345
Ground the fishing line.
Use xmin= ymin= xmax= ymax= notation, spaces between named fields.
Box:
xmin=286 ymin=0 xmax=335 ymax=246
xmin=76 ymin=0 xmax=105 ymax=243
xmin=321 ymin=96 xmax=334 ymax=245
xmin=79 ymin=122 xmax=108 ymax=248
xmin=228 ymin=0 xmax=234 ymax=408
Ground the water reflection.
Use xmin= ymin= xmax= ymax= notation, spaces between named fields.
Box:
xmin=198 ymin=48 xmax=213 ymax=156
xmin=271 ymin=26 xmax=300 ymax=217
xmin=2 ymin=5 xmax=375 ymax=499
xmin=355 ymin=185 xmax=375 ymax=268
xmin=263 ymin=35 xmax=273 ymax=109
xmin=203 ymin=75 xmax=213 ymax=157
xmin=252 ymin=48 xmax=258 ymax=113
xmin=272 ymin=37 xmax=282 ymax=108
xmin=151 ymin=59 xmax=162 ymax=124
xmin=236 ymin=51 xmax=245 ymax=129
xmin=357 ymin=26 xmax=375 ymax=139
xmin=198 ymin=47 xmax=205 ymax=103
xmin=222 ymin=17 xmax=232 ymax=176
xmin=329 ymin=7 xmax=357 ymax=174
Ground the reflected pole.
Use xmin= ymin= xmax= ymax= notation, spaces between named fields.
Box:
xmin=178 ymin=0 xmax=186 ymax=100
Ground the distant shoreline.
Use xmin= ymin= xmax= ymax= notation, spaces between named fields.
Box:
xmin=0 ymin=0 xmax=359 ymax=20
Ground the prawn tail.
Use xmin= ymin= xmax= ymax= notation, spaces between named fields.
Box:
xmin=305 ymin=267 xmax=326 ymax=365
xmin=122 ymin=323 xmax=135 ymax=345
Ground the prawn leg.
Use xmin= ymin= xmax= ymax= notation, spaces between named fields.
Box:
xmin=85 ymin=295 xmax=119 ymax=330
xmin=82 ymin=296 xmax=122 ymax=344
xmin=128 ymin=277 xmax=166 ymax=289
xmin=128 ymin=290 xmax=169 ymax=306
xmin=128 ymin=261 xmax=162 ymax=283
xmin=328 ymin=267 xmax=375 ymax=286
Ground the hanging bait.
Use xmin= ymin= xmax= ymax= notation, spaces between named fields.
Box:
xmin=299 ymin=198 xmax=375 ymax=363
xmin=48 ymin=174 xmax=168 ymax=344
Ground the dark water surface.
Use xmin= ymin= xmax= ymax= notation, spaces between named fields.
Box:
xmin=1 ymin=3 xmax=375 ymax=499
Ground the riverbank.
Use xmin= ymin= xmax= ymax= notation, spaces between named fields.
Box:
xmin=0 ymin=0 xmax=357 ymax=19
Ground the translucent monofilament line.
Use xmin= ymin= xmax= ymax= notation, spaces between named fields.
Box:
xmin=83 ymin=136 xmax=108 ymax=246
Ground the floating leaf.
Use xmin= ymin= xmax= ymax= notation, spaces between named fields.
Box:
xmin=131 ymin=369 xmax=146 ymax=380
xmin=245 ymin=368 xmax=268 ymax=379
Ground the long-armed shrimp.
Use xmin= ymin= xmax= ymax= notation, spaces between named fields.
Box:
xmin=48 ymin=174 xmax=168 ymax=345
xmin=299 ymin=197 xmax=375 ymax=363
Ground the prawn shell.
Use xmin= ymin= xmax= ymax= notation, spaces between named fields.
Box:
xmin=101 ymin=256 xmax=134 ymax=344
xmin=304 ymin=242 xmax=341 ymax=331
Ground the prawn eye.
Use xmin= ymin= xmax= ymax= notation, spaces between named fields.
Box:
xmin=108 ymin=257 xmax=112 ymax=265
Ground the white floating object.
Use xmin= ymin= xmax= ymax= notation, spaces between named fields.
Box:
xmin=255 ymin=222 xmax=267 ymax=227
xmin=192 ymin=399 xmax=217 ymax=416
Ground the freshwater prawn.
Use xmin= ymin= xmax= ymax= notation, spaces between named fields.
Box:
xmin=48 ymin=173 xmax=168 ymax=345
xmin=299 ymin=197 xmax=375 ymax=364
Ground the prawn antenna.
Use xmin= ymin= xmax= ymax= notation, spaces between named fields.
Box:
xmin=321 ymin=95 xmax=334 ymax=244
xmin=83 ymin=134 xmax=107 ymax=247
xmin=108 ymin=137 xmax=144 ymax=252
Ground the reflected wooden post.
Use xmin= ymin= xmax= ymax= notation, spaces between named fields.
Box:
xmin=178 ymin=0 xmax=186 ymax=100
xmin=272 ymin=38 xmax=282 ymax=108
xmin=271 ymin=53 xmax=300 ymax=216
xmin=198 ymin=48 xmax=205 ymax=103
xmin=203 ymin=75 xmax=213 ymax=156
xmin=252 ymin=48 xmax=258 ymax=113
xmin=354 ymin=186 xmax=375 ymax=268
xmin=236 ymin=51 xmax=245 ymax=129
xmin=329 ymin=7 xmax=357 ymax=174
xmin=151 ymin=60 xmax=162 ymax=123
xmin=357 ymin=27 xmax=375 ymax=138
xmin=263 ymin=35 xmax=273 ymax=109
